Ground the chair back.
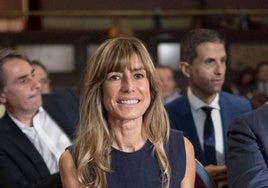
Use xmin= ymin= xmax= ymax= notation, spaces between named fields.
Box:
xmin=195 ymin=159 xmax=217 ymax=188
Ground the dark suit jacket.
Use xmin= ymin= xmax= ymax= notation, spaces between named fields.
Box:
xmin=227 ymin=104 xmax=268 ymax=188
xmin=165 ymin=91 xmax=252 ymax=165
xmin=0 ymin=89 xmax=80 ymax=188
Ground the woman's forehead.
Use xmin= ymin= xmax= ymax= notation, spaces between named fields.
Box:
xmin=110 ymin=53 xmax=145 ymax=71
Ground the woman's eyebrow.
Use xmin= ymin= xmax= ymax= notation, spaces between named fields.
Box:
xmin=131 ymin=67 xmax=145 ymax=72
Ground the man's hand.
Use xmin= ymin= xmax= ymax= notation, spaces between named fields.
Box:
xmin=205 ymin=164 xmax=227 ymax=182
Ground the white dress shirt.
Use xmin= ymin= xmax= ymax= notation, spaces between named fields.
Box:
xmin=258 ymin=82 xmax=268 ymax=95
xmin=187 ymin=88 xmax=225 ymax=165
xmin=9 ymin=107 xmax=72 ymax=174
xmin=165 ymin=91 xmax=181 ymax=104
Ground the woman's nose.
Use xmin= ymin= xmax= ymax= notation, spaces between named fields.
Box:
xmin=121 ymin=77 xmax=135 ymax=92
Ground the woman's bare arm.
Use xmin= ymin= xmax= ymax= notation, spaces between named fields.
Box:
xmin=180 ymin=137 xmax=196 ymax=188
xmin=59 ymin=150 xmax=85 ymax=188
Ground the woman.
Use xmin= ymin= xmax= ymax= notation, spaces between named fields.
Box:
xmin=59 ymin=37 xmax=195 ymax=188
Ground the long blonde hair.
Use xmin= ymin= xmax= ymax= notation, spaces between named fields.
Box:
xmin=73 ymin=37 xmax=171 ymax=188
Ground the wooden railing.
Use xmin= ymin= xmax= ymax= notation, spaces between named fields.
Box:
xmin=0 ymin=9 xmax=268 ymax=17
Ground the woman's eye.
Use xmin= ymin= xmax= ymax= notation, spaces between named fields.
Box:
xmin=108 ymin=75 xmax=121 ymax=81
xmin=134 ymin=73 xmax=144 ymax=79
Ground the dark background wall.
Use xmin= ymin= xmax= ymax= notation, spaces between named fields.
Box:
xmin=0 ymin=0 xmax=268 ymax=90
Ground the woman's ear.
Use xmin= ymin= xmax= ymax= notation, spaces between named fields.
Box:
xmin=180 ymin=61 xmax=191 ymax=78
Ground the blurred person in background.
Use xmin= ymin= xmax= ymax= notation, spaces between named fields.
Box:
xmin=248 ymin=61 xmax=268 ymax=109
xmin=255 ymin=61 xmax=268 ymax=96
xmin=156 ymin=65 xmax=181 ymax=104
xmin=231 ymin=66 xmax=256 ymax=97
xmin=31 ymin=60 xmax=51 ymax=94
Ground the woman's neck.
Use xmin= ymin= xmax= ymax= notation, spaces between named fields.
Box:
xmin=110 ymin=119 xmax=147 ymax=152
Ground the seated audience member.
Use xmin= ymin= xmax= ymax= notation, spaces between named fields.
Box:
xmin=227 ymin=103 xmax=268 ymax=187
xmin=255 ymin=61 xmax=268 ymax=96
xmin=231 ymin=66 xmax=256 ymax=97
xmin=31 ymin=60 xmax=51 ymax=94
xmin=249 ymin=91 xmax=268 ymax=109
xmin=59 ymin=37 xmax=196 ymax=188
xmin=165 ymin=28 xmax=252 ymax=186
xmin=249 ymin=61 xmax=268 ymax=108
xmin=155 ymin=65 xmax=181 ymax=104
xmin=0 ymin=49 xmax=79 ymax=188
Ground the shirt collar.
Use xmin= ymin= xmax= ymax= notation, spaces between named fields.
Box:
xmin=8 ymin=107 xmax=45 ymax=131
xmin=187 ymin=88 xmax=220 ymax=110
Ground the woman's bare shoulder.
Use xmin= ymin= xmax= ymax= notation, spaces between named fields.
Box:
xmin=59 ymin=150 xmax=75 ymax=170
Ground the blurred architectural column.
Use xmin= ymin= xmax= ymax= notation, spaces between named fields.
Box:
xmin=0 ymin=0 xmax=28 ymax=32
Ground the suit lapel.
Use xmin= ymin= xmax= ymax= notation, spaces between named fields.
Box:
xmin=2 ymin=115 xmax=50 ymax=177
xmin=176 ymin=97 xmax=206 ymax=164
xmin=42 ymin=94 xmax=77 ymax=139
xmin=219 ymin=93 xmax=232 ymax=151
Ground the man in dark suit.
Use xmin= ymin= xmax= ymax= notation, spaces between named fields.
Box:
xmin=227 ymin=103 xmax=268 ymax=187
xmin=0 ymin=49 xmax=79 ymax=187
xmin=165 ymin=28 xmax=252 ymax=185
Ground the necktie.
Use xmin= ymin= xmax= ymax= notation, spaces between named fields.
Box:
xmin=201 ymin=106 xmax=216 ymax=165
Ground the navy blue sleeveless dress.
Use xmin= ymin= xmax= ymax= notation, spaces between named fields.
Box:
xmin=70 ymin=129 xmax=186 ymax=188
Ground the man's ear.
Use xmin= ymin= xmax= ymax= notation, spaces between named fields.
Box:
xmin=0 ymin=92 xmax=7 ymax=104
xmin=180 ymin=61 xmax=191 ymax=78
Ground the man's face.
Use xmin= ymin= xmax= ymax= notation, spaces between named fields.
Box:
xmin=0 ymin=58 xmax=42 ymax=116
xmin=257 ymin=65 xmax=268 ymax=83
xmin=32 ymin=64 xmax=50 ymax=94
xmin=156 ymin=67 xmax=176 ymax=100
xmin=183 ymin=42 xmax=226 ymax=102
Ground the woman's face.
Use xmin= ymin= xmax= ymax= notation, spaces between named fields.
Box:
xmin=102 ymin=54 xmax=151 ymax=123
